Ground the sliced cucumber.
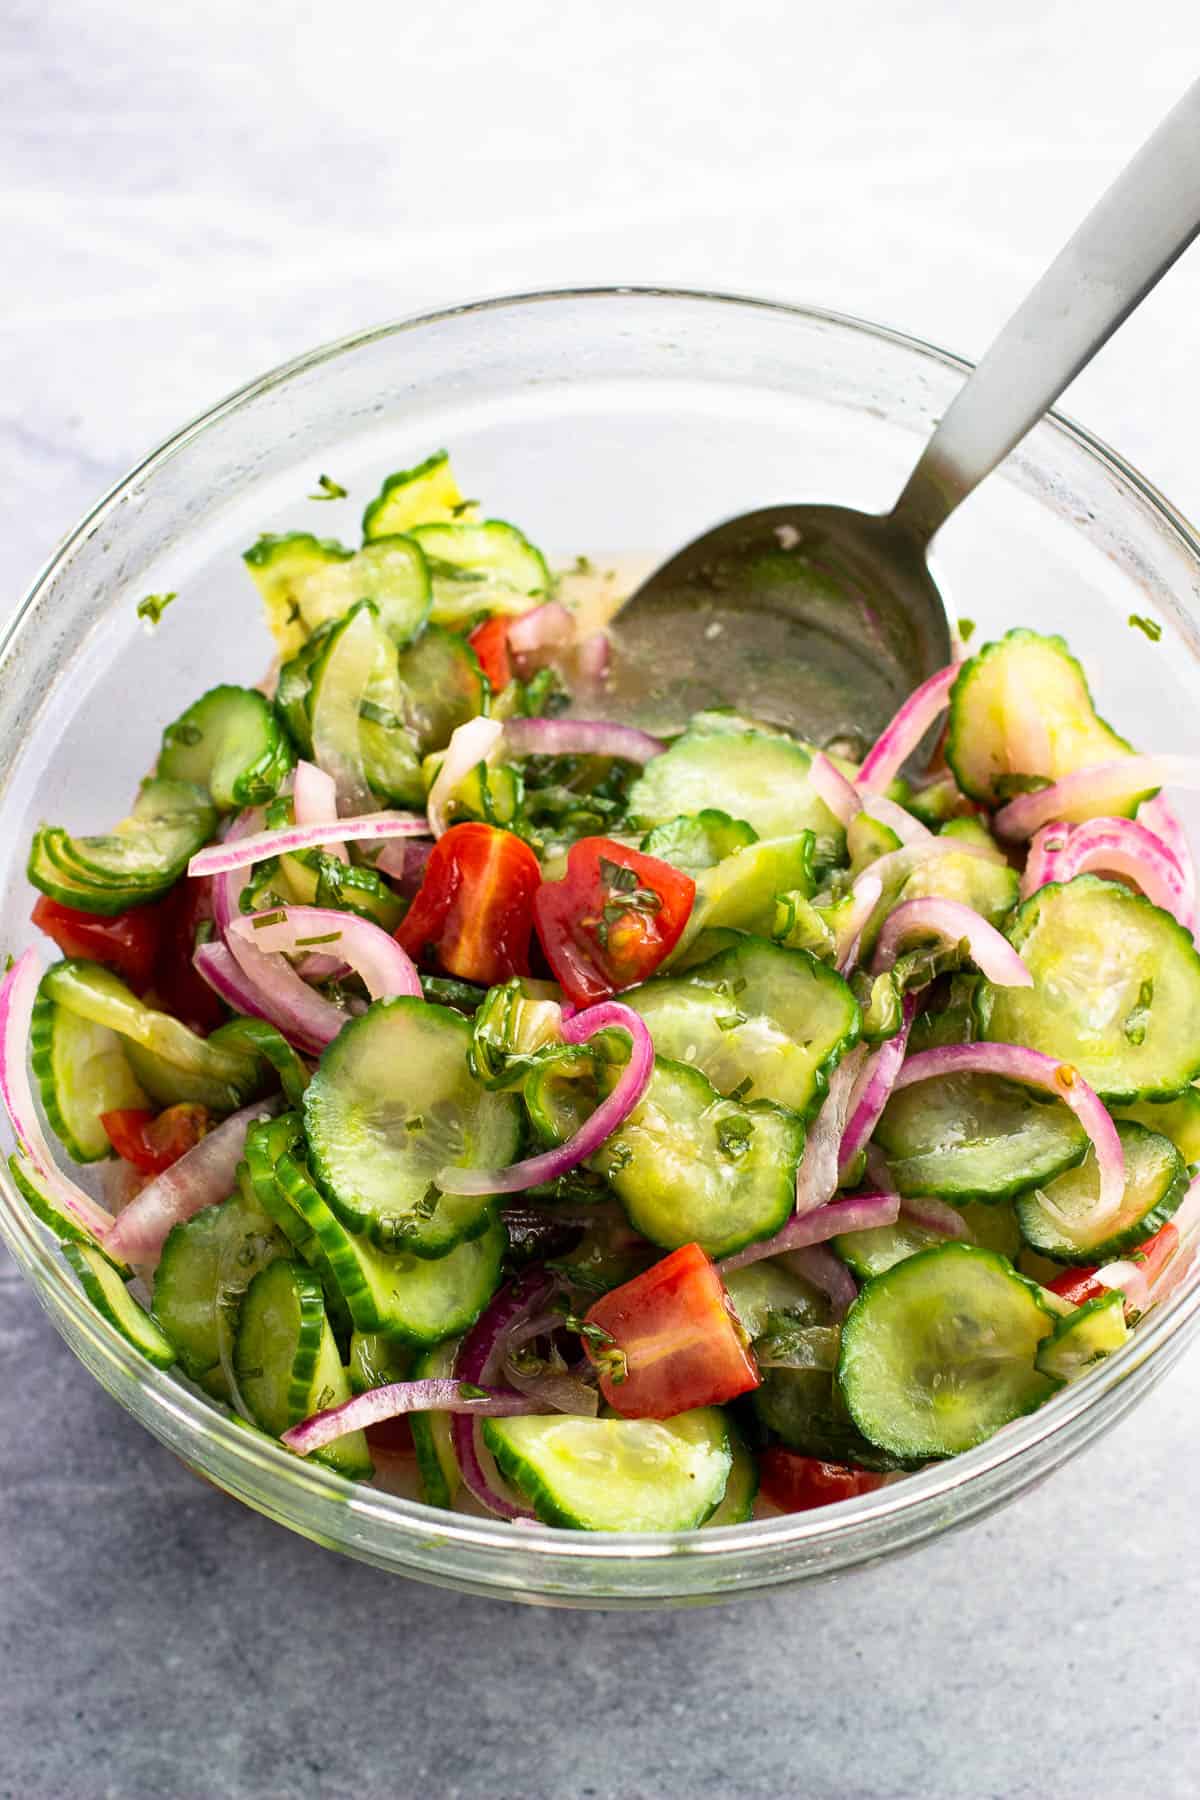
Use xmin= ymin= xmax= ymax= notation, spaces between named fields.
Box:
xmin=482 ymin=1407 xmax=732 ymax=1531
xmin=393 ymin=624 xmax=487 ymax=754
xmin=835 ymin=1197 xmax=1021 ymax=1280
xmin=838 ymin=1243 xmax=1058 ymax=1459
xmin=29 ymin=780 xmax=217 ymax=913
xmin=159 ymin=685 xmax=293 ymax=812
xmin=362 ymin=451 xmax=471 ymax=539
xmin=625 ymin=939 xmax=860 ymax=1120
xmin=244 ymin=531 xmax=431 ymax=655
xmin=979 ymin=875 xmax=1200 ymax=1102
xmin=874 ymin=1071 xmax=1088 ymax=1201
xmin=702 ymin=1417 xmax=759 ymax=1526
xmin=639 ymin=810 xmax=758 ymax=873
xmin=31 ymin=984 xmax=147 ymax=1162
xmin=847 ymin=813 xmax=901 ymax=875
xmin=348 ymin=1331 xmax=413 ymax=1394
xmin=1035 ymin=1290 xmax=1129 ymax=1382
xmin=723 ymin=1260 xmax=828 ymax=1339
xmin=939 ymin=816 xmax=1002 ymax=853
xmin=895 ymin=851 xmax=1019 ymax=930
xmin=276 ymin=846 xmax=404 ymax=933
xmin=303 ymin=996 xmax=521 ymax=1255
xmin=63 ymin=1242 xmax=176 ymax=1369
xmin=1113 ymin=1089 xmax=1200 ymax=1165
xmin=242 ymin=1113 xmax=312 ymax=1249
xmin=752 ymin=1354 xmax=908 ymax=1473
xmin=946 ymin=629 xmax=1135 ymax=806
xmin=8 ymin=1151 xmax=130 ymax=1273
xmin=669 ymin=835 xmax=817 ymax=963
xmin=411 ymin=1338 xmax=462 ymax=1508
xmin=628 ymin=726 xmax=844 ymax=853
xmin=153 ymin=1184 xmax=291 ymax=1380
xmin=410 ymin=520 xmax=551 ymax=628
xmin=1015 ymin=1121 xmax=1186 ymax=1263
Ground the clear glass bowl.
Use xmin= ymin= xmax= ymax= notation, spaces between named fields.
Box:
xmin=4 ymin=288 xmax=1200 ymax=1608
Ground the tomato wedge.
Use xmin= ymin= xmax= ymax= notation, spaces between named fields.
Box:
xmin=1047 ymin=1219 xmax=1183 ymax=1312
xmin=583 ymin=1242 xmax=759 ymax=1418
xmin=1045 ymin=1266 xmax=1106 ymax=1307
xmin=467 ymin=616 xmax=514 ymax=692
xmin=100 ymin=1103 xmax=210 ymax=1176
xmin=758 ymin=1450 xmax=884 ymax=1513
xmin=533 ymin=836 xmax=695 ymax=1007
xmin=32 ymin=895 xmax=162 ymax=991
xmin=395 ymin=822 xmax=541 ymax=987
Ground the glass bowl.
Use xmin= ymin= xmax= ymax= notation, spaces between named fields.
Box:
xmin=3 ymin=288 xmax=1200 ymax=1609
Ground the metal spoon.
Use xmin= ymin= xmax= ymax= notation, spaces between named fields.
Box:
xmin=598 ymin=80 xmax=1200 ymax=753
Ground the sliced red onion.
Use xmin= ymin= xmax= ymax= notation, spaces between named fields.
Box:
xmin=377 ymin=835 xmax=434 ymax=897
xmin=453 ymin=1269 xmax=557 ymax=1520
xmin=1019 ymin=816 xmax=1191 ymax=928
xmin=427 ymin=715 xmax=504 ymax=838
xmin=861 ymin=793 xmax=932 ymax=845
xmin=189 ymin=810 xmax=429 ymax=879
xmin=782 ymin=1243 xmax=859 ymax=1320
xmin=501 ymin=717 xmax=665 ymax=765
xmin=105 ymin=1095 xmax=285 ymax=1265
xmin=230 ymin=907 xmax=421 ymax=1002
xmin=1020 ymin=821 xmax=1073 ymax=900
xmin=994 ymin=754 xmax=1200 ymax=840
xmin=1138 ymin=793 xmax=1197 ymax=930
xmin=856 ymin=663 xmax=958 ymax=792
xmin=281 ymin=1379 xmax=540 ymax=1456
xmin=840 ymin=837 xmax=996 ymax=975
xmin=899 ymin=1193 xmax=971 ymax=1238
xmin=0 ymin=949 xmax=115 ymax=1239
xmin=794 ymin=1049 xmax=868 ymax=1217
xmin=808 ymin=752 xmax=860 ymax=828
xmin=311 ymin=604 xmax=377 ymax=816
xmin=576 ymin=630 xmax=612 ymax=684
xmin=293 ymin=759 xmax=349 ymax=865
xmin=211 ymin=807 xmax=265 ymax=941
xmin=838 ymin=997 xmax=917 ymax=1180
xmin=835 ymin=874 xmax=883 ymax=975
xmin=506 ymin=600 xmax=574 ymax=669
xmin=223 ymin=921 xmax=349 ymax=1054
xmin=891 ymin=1044 xmax=1125 ymax=1223
xmin=871 ymin=896 xmax=1033 ymax=987
xmin=437 ymin=1001 xmax=653 ymax=1196
xmin=718 ymin=1191 xmax=900 ymax=1273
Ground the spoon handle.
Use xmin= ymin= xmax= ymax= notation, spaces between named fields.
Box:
xmin=892 ymin=79 xmax=1200 ymax=547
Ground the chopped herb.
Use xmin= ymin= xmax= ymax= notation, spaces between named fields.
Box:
xmin=728 ymin=1075 xmax=753 ymax=1102
xmin=294 ymin=930 xmax=342 ymax=947
xmin=716 ymin=1116 xmax=754 ymax=1159
xmin=716 ymin=1012 xmax=747 ymax=1032
xmin=424 ymin=555 xmax=485 ymax=584
xmin=956 ymin=617 xmax=976 ymax=644
xmin=285 ymin=600 xmax=302 ymax=625
xmin=594 ymin=1345 xmax=629 ymax=1385
xmin=452 ymin=498 xmax=479 ymax=517
xmin=598 ymin=856 xmax=640 ymax=894
xmin=308 ymin=474 xmax=347 ymax=501
xmin=1123 ymin=978 xmax=1154 ymax=1047
xmin=136 ymin=591 xmax=178 ymax=626
xmin=458 ymin=1382 xmax=489 ymax=1400
xmin=265 ymin=795 xmax=293 ymax=831
xmin=606 ymin=1142 xmax=633 ymax=1175
xmin=572 ymin=554 xmax=595 ymax=576
xmin=315 ymin=1385 xmax=336 ymax=1411
xmin=359 ymin=699 xmax=404 ymax=729
xmin=1128 ymin=613 xmax=1162 ymax=642
xmin=405 ymin=1115 xmax=425 ymax=1134
xmin=251 ymin=909 xmax=287 ymax=929
xmin=3 ymin=953 xmax=13 ymax=974
xmin=166 ymin=723 xmax=204 ymax=749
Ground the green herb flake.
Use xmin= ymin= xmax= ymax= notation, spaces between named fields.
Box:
xmin=1123 ymin=978 xmax=1154 ymax=1047
xmin=136 ymin=591 xmax=178 ymax=627
xmin=1128 ymin=613 xmax=1162 ymax=642
xmin=308 ymin=474 xmax=348 ymax=501
xmin=458 ymin=1382 xmax=489 ymax=1400
xmin=606 ymin=1142 xmax=633 ymax=1176
xmin=359 ymin=699 xmax=404 ymax=729
xmin=166 ymin=723 xmax=204 ymax=749
xmin=956 ymin=617 xmax=976 ymax=644
xmin=728 ymin=1075 xmax=754 ymax=1102
xmin=405 ymin=1115 xmax=425 ymax=1134
xmin=716 ymin=1012 xmax=747 ymax=1032
xmin=250 ymin=909 xmax=288 ymax=929
xmin=315 ymin=1385 xmax=336 ymax=1411
xmin=716 ymin=1116 xmax=754 ymax=1159
xmin=294 ymin=930 xmax=342 ymax=947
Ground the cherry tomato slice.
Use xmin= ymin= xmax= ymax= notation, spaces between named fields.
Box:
xmin=1046 ymin=1266 xmax=1106 ymax=1307
xmin=532 ymin=837 xmax=695 ymax=1007
xmin=758 ymin=1449 xmax=884 ymax=1513
xmin=467 ymin=616 xmax=514 ymax=692
xmin=395 ymin=822 xmax=541 ymax=987
xmin=583 ymin=1242 xmax=759 ymax=1418
xmin=100 ymin=1103 xmax=210 ymax=1176
xmin=32 ymin=895 xmax=161 ymax=992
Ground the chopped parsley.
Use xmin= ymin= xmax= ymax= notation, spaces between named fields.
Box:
xmin=308 ymin=474 xmax=347 ymax=501
xmin=1128 ymin=613 xmax=1162 ymax=642
xmin=136 ymin=591 xmax=178 ymax=626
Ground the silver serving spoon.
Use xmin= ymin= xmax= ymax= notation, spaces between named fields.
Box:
xmin=598 ymin=80 xmax=1200 ymax=752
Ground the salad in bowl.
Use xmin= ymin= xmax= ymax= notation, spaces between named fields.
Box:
xmin=7 ymin=445 xmax=1200 ymax=1535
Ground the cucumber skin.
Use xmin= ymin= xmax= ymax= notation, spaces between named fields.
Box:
xmin=9 ymin=1152 xmax=130 ymax=1274
xmin=64 ymin=1242 xmax=177 ymax=1370
xmin=159 ymin=684 xmax=294 ymax=812
xmin=1014 ymin=1122 xmax=1188 ymax=1264
xmin=235 ymin=1259 xmax=327 ymax=1431
xmin=30 ymin=992 xmax=113 ymax=1164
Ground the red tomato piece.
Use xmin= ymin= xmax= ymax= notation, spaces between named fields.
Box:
xmin=467 ymin=616 xmax=514 ymax=692
xmin=31 ymin=895 xmax=162 ymax=992
xmin=532 ymin=836 xmax=695 ymax=1007
xmin=1046 ymin=1221 xmax=1182 ymax=1313
xmin=1046 ymin=1266 xmax=1106 ymax=1307
xmin=100 ymin=1103 xmax=210 ymax=1176
xmin=583 ymin=1242 xmax=759 ymax=1418
xmin=395 ymin=822 xmax=541 ymax=987
xmin=151 ymin=876 xmax=225 ymax=1035
xmin=758 ymin=1449 xmax=884 ymax=1513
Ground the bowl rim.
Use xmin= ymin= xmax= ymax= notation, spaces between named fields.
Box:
xmin=5 ymin=282 xmax=1200 ymax=1568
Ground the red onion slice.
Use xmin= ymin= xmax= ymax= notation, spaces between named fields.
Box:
xmin=293 ymin=760 xmax=349 ymax=865
xmin=899 ymin=1193 xmax=971 ymax=1238
xmin=891 ymin=1044 xmax=1125 ymax=1223
xmin=501 ymin=717 xmax=665 ymax=765
xmin=105 ymin=1095 xmax=285 ymax=1265
xmin=1138 ymin=793 xmax=1196 ymax=930
xmin=0 ymin=949 xmax=115 ymax=1239
xmin=436 ymin=1001 xmax=653 ymax=1197
xmin=452 ymin=1268 xmax=557 ymax=1520
xmin=281 ymin=1378 xmax=540 ymax=1456
xmin=376 ymin=836 xmax=433 ymax=897
xmin=994 ymin=753 xmax=1200 ymax=840
xmin=808 ymin=752 xmax=860 ymax=828
xmin=835 ymin=875 xmax=883 ymax=975
xmin=1020 ymin=821 xmax=1073 ymax=900
xmin=838 ymin=997 xmax=917 ymax=1179
xmin=427 ymin=716 xmax=504 ymax=837
xmin=1019 ymin=815 xmax=1191 ymax=927
xmin=310 ymin=604 xmax=378 ymax=816
xmin=230 ymin=907 xmax=421 ymax=1002
xmin=506 ymin=600 xmax=574 ymax=669
xmin=861 ymin=793 xmax=932 ymax=845
xmin=856 ymin=663 xmax=958 ymax=792
xmin=795 ymin=1048 xmax=868 ymax=1216
xmin=189 ymin=810 xmax=429 ymax=879
xmin=222 ymin=925 xmax=349 ymax=1054
xmin=871 ymin=896 xmax=1033 ymax=987
xmin=783 ymin=1243 xmax=860 ymax=1320
xmin=718 ymin=1190 xmax=901 ymax=1273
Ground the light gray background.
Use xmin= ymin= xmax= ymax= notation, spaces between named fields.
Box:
xmin=3 ymin=5 xmax=1199 ymax=1797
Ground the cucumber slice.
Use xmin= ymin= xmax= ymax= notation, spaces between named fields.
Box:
xmin=752 ymin=1353 xmax=909 ymax=1473
xmin=394 ymin=624 xmax=487 ymax=754
xmin=29 ymin=780 xmax=217 ymax=912
xmin=1015 ymin=1121 xmax=1186 ymax=1263
xmin=275 ymin=1149 xmax=506 ymax=1344
xmin=159 ymin=685 xmax=293 ymax=811
xmin=669 ymin=835 xmax=817 ymax=964
xmin=277 ymin=847 xmax=404 ymax=933
xmin=874 ymin=1071 xmax=1089 ymax=1201
xmin=628 ymin=726 xmax=844 ymax=852
xmin=411 ymin=1339 xmax=462 ymax=1508
xmin=63 ymin=1242 xmax=176 ymax=1369
xmin=31 ymin=984 xmax=148 ymax=1162
xmin=724 ymin=1260 xmax=828 ymax=1339
xmin=940 ymin=816 xmax=1002 ymax=853
xmin=835 ymin=1198 xmax=1021 ymax=1280
xmin=303 ymin=996 xmax=521 ymax=1255
xmin=894 ymin=851 xmax=1019 ymax=930
xmin=838 ymin=1243 xmax=1058 ymax=1459
xmin=639 ymin=810 xmax=758 ymax=873
xmin=946 ymin=629 xmax=1135 ymax=806
xmin=362 ymin=451 xmax=470 ymax=539
xmin=1114 ymin=1090 xmax=1200 ymax=1165
xmin=979 ymin=875 xmax=1200 ymax=1102
xmin=1035 ymin=1291 xmax=1129 ymax=1382
xmin=153 ymin=1184 xmax=292 ymax=1379
xmin=625 ymin=940 xmax=860 ymax=1120
xmin=348 ymin=1332 xmax=413 ymax=1394
xmin=9 ymin=1151 xmax=130 ymax=1274
xmin=234 ymin=1258 xmax=372 ymax=1478
xmin=243 ymin=1113 xmax=313 ymax=1249
xmin=702 ymin=1417 xmax=759 ymax=1526
xmin=410 ymin=520 xmax=551 ymax=627
xmin=244 ymin=531 xmax=431 ymax=655
xmin=482 ymin=1407 xmax=732 ymax=1531
xmin=847 ymin=813 xmax=901 ymax=875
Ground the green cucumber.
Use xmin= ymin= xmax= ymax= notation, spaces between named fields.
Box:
xmin=752 ymin=1349 xmax=907 ymax=1473
xmin=628 ymin=726 xmax=844 ymax=853
xmin=303 ymin=996 xmax=521 ymax=1255
xmin=702 ymin=1417 xmax=759 ymax=1525
xmin=159 ymin=685 xmax=293 ymax=811
xmin=836 ymin=1198 xmax=1021 ymax=1280
xmin=31 ymin=984 xmax=147 ymax=1162
xmin=411 ymin=1339 xmax=462 ymax=1507
xmin=669 ymin=834 xmax=817 ymax=962
xmin=847 ymin=812 xmax=901 ymax=874
xmin=838 ymin=1243 xmax=1058 ymax=1458
xmin=8 ymin=1151 xmax=130 ymax=1273
xmin=894 ymin=850 xmax=1019 ymax=930
xmin=29 ymin=780 xmax=217 ymax=913
xmin=275 ymin=846 xmax=404 ymax=933
xmin=410 ymin=520 xmax=551 ymax=628
xmin=393 ymin=625 xmax=487 ymax=755
xmin=723 ymin=1260 xmax=828 ymax=1339
xmin=625 ymin=938 xmax=860 ymax=1121
xmin=242 ymin=1114 xmax=313 ymax=1249
xmin=1015 ymin=1121 xmax=1186 ymax=1263
xmin=482 ymin=1407 xmax=732 ymax=1531
xmin=946 ymin=629 xmax=1135 ymax=806
xmin=63 ymin=1243 xmax=176 ymax=1369
xmin=153 ymin=1184 xmax=292 ymax=1380
xmin=639 ymin=810 xmax=758 ymax=873
xmin=348 ymin=1331 xmax=414 ymax=1394
xmin=362 ymin=451 xmax=470 ymax=539
xmin=1114 ymin=1090 xmax=1200 ymax=1165
xmin=244 ymin=531 xmax=431 ymax=655
xmin=1035 ymin=1290 xmax=1129 ymax=1382
xmin=979 ymin=876 xmax=1200 ymax=1102
xmin=874 ymin=1070 xmax=1088 ymax=1201
xmin=429 ymin=757 xmax=523 ymax=830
